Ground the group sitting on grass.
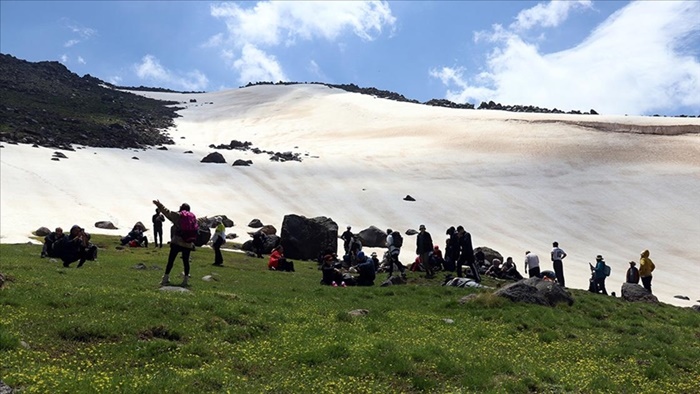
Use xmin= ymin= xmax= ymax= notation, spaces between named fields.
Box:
xmin=41 ymin=225 xmax=98 ymax=267
xmin=120 ymin=222 xmax=148 ymax=247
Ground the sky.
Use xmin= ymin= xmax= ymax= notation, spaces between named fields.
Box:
xmin=1 ymin=0 xmax=699 ymax=116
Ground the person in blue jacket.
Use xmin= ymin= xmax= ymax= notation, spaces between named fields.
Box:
xmin=593 ymin=255 xmax=608 ymax=295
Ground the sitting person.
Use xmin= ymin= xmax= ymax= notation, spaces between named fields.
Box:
xmin=41 ymin=227 xmax=65 ymax=258
xmin=500 ymin=257 xmax=524 ymax=280
xmin=53 ymin=225 xmax=94 ymax=267
xmin=121 ymin=222 xmax=148 ymax=247
xmin=268 ymin=245 xmax=294 ymax=272
xmin=355 ymin=251 xmax=376 ymax=286
xmin=431 ymin=245 xmax=445 ymax=271
xmin=320 ymin=254 xmax=344 ymax=286
xmin=485 ymin=258 xmax=502 ymax=277
xmin=370 ymin=252 xmax=381 ymax=272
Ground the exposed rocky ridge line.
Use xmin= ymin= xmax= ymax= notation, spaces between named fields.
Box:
xmin=0 ymin=54 xmax=181 ymax=149
xmin=533 ymin=120 xmax=700 ymax=135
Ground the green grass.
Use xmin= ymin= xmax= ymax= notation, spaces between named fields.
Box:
xmin=1 ymin=236 xmax=699 ymax=393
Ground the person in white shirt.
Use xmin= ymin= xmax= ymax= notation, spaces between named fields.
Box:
xmin=386 ymin=229 xmax=406 ymax=279
xmin=551 ymin=241 xmax=568 ymax=287
xmin=524 ymin=250 xmax=540 ymax=278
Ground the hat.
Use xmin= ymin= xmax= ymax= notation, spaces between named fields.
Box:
xmin=347 ymin=226 xmax=351 ymax=229
xmin=371 ymin=252 xmax=377 ymax=257
xmin=596 ymin=255 xmax=603 ymax=260
xmin=419 ymin=224 xmax=426 ymax=230
xmin=629 ymin=261 xmax=636 ymax=266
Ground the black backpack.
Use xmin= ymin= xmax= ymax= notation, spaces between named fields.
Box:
xmin=392 ymin=232 xmax=403 ymax=248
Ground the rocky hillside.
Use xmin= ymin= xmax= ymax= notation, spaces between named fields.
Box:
xmin=0 ymin=54 xmax=180 ymax=150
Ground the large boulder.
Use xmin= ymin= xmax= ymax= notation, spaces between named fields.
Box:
xmin=95 ymin=221 xmax=118 ymax=230
xmin=241 ymin=234 xmax=280 ymax=254
xmin=248 ymin=219 xmax=263 ymax=228
xmin=201 ymin=152 xmax=226 ymax=163
xmin=200 ymin=215 xmax=234 ymax=228
xmin=280 ymin=214 xmax=338 ymax=260
xmin=35 ymin=227 xmax=51 ymax=236
xmin=260 ymin=225 xmax=277 ymax=235
xmin=494 ymin=277 xmax=574 ymax=307
xmin=621 ymin=283 xmax=659 ymax=303
xmin=356 ymin=226 xmax=387 ymax=248
xmin=474 ymin=246 xmax=503 ymax=264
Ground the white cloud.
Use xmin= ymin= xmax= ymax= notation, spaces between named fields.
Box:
xmin=109 ymin=76 xmax=123 ymax=85
xmin=307 ymin=59 xmax=328 ymax=81
xmin=209 ymin=1 xmax=395 ymax=82
xmin=233 ymin=44 xmax=287 ymax=84
xmin=64 ymin=39 xmax=80 ymax=48
xmin=77 ymin=56 xmax=86 ymax=65
xmin=431 ymin=1 xmax=700 ymax=115
xmin=60 ymin=54 xmax=68 ymax=63
xmin=68 ymin=24 xmax=96 ymax=39
xmin=134 ymin=55 xmax=209 ymax=91
xmin=511 ymin=0 xmax=592 ymax=30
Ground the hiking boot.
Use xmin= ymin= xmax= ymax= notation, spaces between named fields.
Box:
xmin=160 ymin=274 xmax=170 ymax=287
xmin=331 ymin=281 xmax=338 ymax=287
xmin=341 ymin=281 xmax=347 ymax=288
xmin=180 ymin=275 xmax=190 ymax=287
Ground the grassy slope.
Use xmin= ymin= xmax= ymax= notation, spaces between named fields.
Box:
xmin=1 ymin=236 xmax=699 ymax=394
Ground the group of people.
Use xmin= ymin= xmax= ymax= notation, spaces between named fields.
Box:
xmin=40 ymin=225 xmax=98 ymax=267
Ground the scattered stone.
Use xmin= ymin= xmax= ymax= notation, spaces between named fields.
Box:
xmin=95 ymin=221 xmax=118 ymax=230
xmin=442 ymin=318 xmax=454 ymax=324
xmin=405 ymin=229 xmax=418 ymax=236
xmin=459 ymin=294 xmax=478 ymax=304
xmin=51 ymin=157 xmax=60 ymax=161
xmin=20 ymin=340 xmax=30 ymax=349
xmin=494 ymin=277 xmax=574 ymax=306
xmin=225 ymin=233 xmax=238 ymax=239
xmin=674 ymin=295 xmax=690 ymax=300
xmin=35 ymin=227 xmax=51 ymax=236
xmin=356 ymin=226 xmax=387 ymax=248
xmin=32 ymin=144 xmax=39 ymax=148
xmin=0 ymin=273 xmax=5 ymax=289
xmin=202 ymin=275 xmax=218 ymax=282
xmin=157 ymin=146 xmax=168 ymax=151
xmin=0 ymin=380 xmax=13 ymax=394
xmin=381 ymin=275 xmax=407 ymax=287
xmin=159 ymin=286 xmax=191 ymax=293
xmin=201 ymin=152 xmax=226 ymax=163
xmin=248 ymin=219 xmax=263 ymax=228
xmin=691 ymin=305 xmax=700 ymax=313
xmin=49 ymin=258 xmax=58 ymax=264
xmin=184 ymin=150 xmax=193 ymax=154
xmin=403 ymin=195 xmax=415 ymax=201
xmin=133 ymin=263 xmax=147 ymax=270
xmin=621 ymin=283 xmax=659 ymax=303
xmin=348 ymin=309 xmax=369 ymax=317
xmin=245 ymin=251 xmax=257 ymax=257
xmin=232 ymin=159 xmax=253 ymax=166
xmin=53 ymin=151 xmax=68 ymax=159
xmin=200 ymin=215 xmax=234 ymax=228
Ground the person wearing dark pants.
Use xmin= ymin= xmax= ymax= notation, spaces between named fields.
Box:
xmin=55 ymin=225 xmax=90 ymax=268
xmin=593 ymin=255 xmax=608 ymax=295
xmin=152 ymin=209 xmax=165 ymax=248
xmin=456 ymin=226 xmax=479 ymax=282
xmin=551 ymin=242 xmax=567 ymax=287
xmin=639 ymin=249 xmax=655 ymax=293
xmin=416 ymin=224 xmax=434 ymax=279
xmin=524 ymin=250 xmax=540 ymax=278
xmin=153 ymin=200 xmax=198 ymax=287
xmin=386 ymin=229 xmax=406 ymax=278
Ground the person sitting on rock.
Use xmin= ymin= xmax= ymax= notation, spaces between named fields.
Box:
xmin=41 ymin=227 xmax=65 ymax=258
xmin=121 ymin=222 xmax=148 ymax=247
xmin=268 ymin=245 xmax=294 ymax=272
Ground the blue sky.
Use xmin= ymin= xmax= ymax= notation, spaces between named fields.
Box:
xmin=1 ymin=1 xmax=699 ymax=116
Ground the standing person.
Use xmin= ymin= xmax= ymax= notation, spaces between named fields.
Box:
xmin=341 ymin=226 xmax=354 ymax=254
xmin=152 ymin=209 xmax=165 ymax=248
xmin=524 ymin=250 xmax=540 ymax=278
xmin=386 ymin=229 xmax=406 ymax=279
xmin=211 ymin=218 xmax=226 ymax=267
xmin=416 ymin=224 xmax=434 ymax=279
xmin=626 ymin=261 xmax=640 ymax=284
xmin=593 ymin=255 xmax=608 ymax=295
xmin=639 ymin=249 xmax=656 ymax=293
xmin=252 ymin=230 xmax=267 ymax=258
xmin=551 ymin=241 xmax=568 ymax=287
xmin=443 ymin=226 xmax=458 ymax=272
xmin=456 ymin=226 xmax=479 ymax=282
xmin=152 ymin=200 xmax=197 ymax=287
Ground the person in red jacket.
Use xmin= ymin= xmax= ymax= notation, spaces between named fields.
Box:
xmin=268 ymin=245 xmax=295 ymax=272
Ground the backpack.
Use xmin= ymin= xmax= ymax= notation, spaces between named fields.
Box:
xmin=603 ymin=264 xmax=611 ymax=277
xmin=179 ymin=211 xmax=199 ymax=243
xmin=194 ymin=226 xmax=211 ymax=247
xmin=391 ymin=232 xmax=403 ymax=248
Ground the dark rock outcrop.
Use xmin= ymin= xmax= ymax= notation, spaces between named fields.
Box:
xmin=356 ymin=226 xmax=387 ymax=248
xmin=248 ymin=219 xmax=263 ymax=228
xmin=260 ymin=225 xmax=277 ymax=235
xmin=403 ymin=195 xmax=415 ymax=201
xmin=200 ymin=215 xmax=234 ymax=228
xmin=494 ymin=277 xmax=574 ymax=306
xmin=621 ymin=283 xmax=659 ymax=303
xmin=95 ymin=221 xmax=118 ymax=230
xmin=280 ymin=214 xmax=338 ymax=260
xmin=201 ymin=152 xmax=226 ymax=163
xmin=35 ymin=227 xmax=51 ymax=236
xmin=241 ymin=234 xmax=280 ymax=254
xmin=405 ymin=229 xmax=418 ymax=236
xmin=232 ymin=159 xmax=252 ymax=166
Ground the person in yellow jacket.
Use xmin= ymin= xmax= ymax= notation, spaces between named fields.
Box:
xmin=639 ymin=250 xmax=656 ymax=293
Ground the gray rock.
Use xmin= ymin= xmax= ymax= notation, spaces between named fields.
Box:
xmin=20 ymin=340 xmax=30 ymax=349
xmin=403 ymin=195 xmax=416 ymax=201
xmin=53 ymin=151 xmax=68 ymax=159
xmin=241 ymin=234 xmax=280 ymax=254
xmin=459 ymin=294 xmax=478 ymax=304
xmin=201 ymin=152 xmax=226 ymax=163
xmin=442 ymin=318 xmax=454 ymax=324
xmin=405 ymin=229 xmax=418 ymax=236
xmin=202 ymin=275 xmax=218 ymax=282
xmin=95 ymin=221 xmax=118 ymax=230
xmin=0 ymin=380 xmax=13 ymax=394
xmin=0 ymin=273 xmax=5 ymax=289
xmin=35 ymin=226 xmax=51 ymax=236
xmin=132 ymin=156 xmax=139 ymax=160
xmin=232 ymin=159 xmax=252 ymax=166
xmin=281 ymin=214 xmax=338 ymax=260
xmin=159 ymin=286 xmax=191 ymax=293
xmin=494 ymin=277 xmax=574 ymax=306
xmin=691 ymin=305 xmax=700 ymax=313
xmin=201 ymin=215 xmax=234 ymax=228
xmin=474 ymin=246 xmax=503 ymax=265
xmin=248 ymin=219 xmax=263 ymax=228
xmin=380 ymin=275 xmax=407 ymax=287
xmin=245 ymin=251 xmax=257 ymax=257
xmin=621 ymin=283 xmax=659 ymax=303
xmin=133 ymin=263 xmax=147 ymax=270
xmin=348 ymin=309 xmax=369 ymax=317
xmin=356 ymin=226 xmax=387 ymax=248
xmin=226 ymin=233 xmax=238 ymax=239
xmin=674 ymin=295 xmax=690 ymax=300
xmin=260 ymin=225 xmax=277 ymax=235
